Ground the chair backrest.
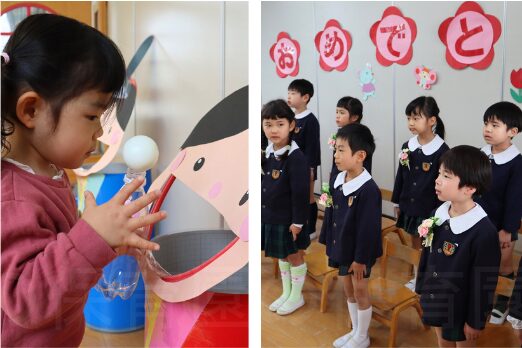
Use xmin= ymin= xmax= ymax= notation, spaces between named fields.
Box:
xmin=380 ymin=188 xmax=393 ymax=203
xmin=496 ymin=275 xmax=515 ymax=298
xmin=381 ymin=238 xmax=421 ymax=279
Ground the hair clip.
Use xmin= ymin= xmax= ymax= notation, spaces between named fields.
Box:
xmin=1 ymin=52 xmax=10 ymax=64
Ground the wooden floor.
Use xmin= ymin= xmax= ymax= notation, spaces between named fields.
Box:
xmin=80 ymin=327 xmax=144 ymax=347
xmin=261 ymin=225 xmax=520 ymax=347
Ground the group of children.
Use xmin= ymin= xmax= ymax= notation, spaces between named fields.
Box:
xmin=261 ymin=78 xmax=522 ymax=347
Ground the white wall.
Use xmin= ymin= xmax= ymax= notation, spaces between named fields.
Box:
xmin=109 ymin=2 xmax=248 ymax=235
xmin=262 ymin=1 xmax=522 ymax=198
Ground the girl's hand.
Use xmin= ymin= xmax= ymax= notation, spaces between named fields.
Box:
xmin=349 ymin=261 xmax=366 ymax=281
xmin=463 ymin=323 xmax=480 ymax=342
xmin=81 ymin=177 xmax=166 ymax=251
xmin=289 ymin=225 xmax=302 ymax=241
xmin=499 ymin=229 xmax=512 ymax=249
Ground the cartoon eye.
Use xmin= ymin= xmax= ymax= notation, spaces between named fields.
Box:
xmin=193 ymin=157 xmax=205 ymax=171
xmin=239 ymin=191 xmax=248 ymax=206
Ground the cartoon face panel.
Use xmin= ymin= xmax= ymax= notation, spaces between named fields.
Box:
xmin=171 ymin=131 xmax=248 ymax=241
xmin=139 ymin=86 xmax=248 ymax=303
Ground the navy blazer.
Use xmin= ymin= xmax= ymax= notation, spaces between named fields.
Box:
xmin=293 ymin=112 xmax=321 ymax=169
xmin=261 ymin=147 xmax=309 ymax=225
xmin=416 ymin=211 xmax=500 ymax=331
xmin=475 ymin=150 xmax=522 ymax=235
xmin=322 ymin=175 xmax=382 ymax=266
xmin=392 ymin=139 xmax=449 ymax=217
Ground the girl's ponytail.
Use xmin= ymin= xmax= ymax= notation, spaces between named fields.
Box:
xmin=434 ymin=115 xmax=445 ymax=140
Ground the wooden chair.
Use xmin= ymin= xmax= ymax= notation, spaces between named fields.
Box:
xmin=380 ymin=188 xmax=408 ymax=245
xmin=495 ymin=275 xmax=515 ymax=298
xmin=303 ymin=242 xmax=338 ymax=313
xmin=369 ymin=238 xmax=429 ymax=347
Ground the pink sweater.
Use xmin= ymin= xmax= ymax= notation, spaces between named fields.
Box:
xmin=1 ymin=161 xmax=116 ymax=347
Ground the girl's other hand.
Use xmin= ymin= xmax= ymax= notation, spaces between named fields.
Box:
xmin=81 ymin=177 xmax=166 ymax=251
xmin=289 ymin=224 xmax=302 ymax=241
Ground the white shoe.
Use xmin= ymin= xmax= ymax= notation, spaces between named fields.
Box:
xmin=404 ymin=278 xmax=416 ymax=291
xmin=489 ymin=307 xmax=509 ymax=325
xmin=333 ymin=331 xmax=354 ymax=348
xmin=343 ymin=335 xmax=369 ymax=348
xmin=309 ymin=232 xmax=318 ymax=240
xmin=276 ymin=296 xmax=305 ymax=315
xmin=269 ymin=295 xmax=289 ymax=312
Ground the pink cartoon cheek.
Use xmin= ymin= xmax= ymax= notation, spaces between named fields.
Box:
xmin=239 ymin=217 xmax=248 ymax=241
xmin=208 ymin=182 xmax=222 ymax=199
xmin=170 ymin=149 xmax=187 ymax=172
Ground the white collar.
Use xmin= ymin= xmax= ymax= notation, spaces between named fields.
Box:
xmin=3 ymin=158 xmax=64 ymax=180
xmin=481 ymin=144 xmax=520 ymax=165
xmin=265 ymin=140 xmax=299 ymax=158
xmin=407 ymin=135 xmax=445 ymax=155
xmin=434 ymin=201 xmax=487 ymax=234
xmin=294 ymin=109 xmax=312 ymax=120
xmin=334 ymin=169 xmax=372 ymax=196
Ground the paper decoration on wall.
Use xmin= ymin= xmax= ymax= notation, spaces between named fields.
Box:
xmin=314 ymin=19 xmax=352 ymax=72
xmin=74 ymin=36 xmax=154 ymax=177
xmin=370 ymin=6 xmax=417 ymax=67
xmin=438 ymin=2 xmax=501 ymax=70
xmin=270 ymin=32 xmax=300 ymax=78
xmin=415 ymin=65 xmax=437 ymax=90
xmin=358 ymin=63 xmax=376 ymax=100
xmin=139 ymin=86 xmax=249 ymax=303
xmin=510 ymin=69 xmax=522 ymax=103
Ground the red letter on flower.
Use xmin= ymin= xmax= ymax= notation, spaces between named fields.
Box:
xmin=315 ymin=19 xmax=352 ymax=72
xmin=438 ymin=1 xmax=501 ymax=70
xmin=369 ymin=6 xmax=417 ymax=67
xmin=269 ymin=32 xmax=300 ymax=78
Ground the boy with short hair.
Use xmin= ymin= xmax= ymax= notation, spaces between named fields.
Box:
xmin=475 ymin=101 xmax=522 ymax=324
xmin=416 ymin=145 xmax=500 ymax=346
xmin=287 ymin=79 xmax=321 ymax=239
xmin=323 ymin=124 xmax=382 ymax=348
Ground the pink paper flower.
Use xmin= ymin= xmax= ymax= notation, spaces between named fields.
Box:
xmin=318 ymin=183 xmax=333 ymax=207
xmin=418 ymin=226 xmax=429 ymax=237
xmin=327 ymin=133 xmax=337 ymax=150
xmin=399 ymin=148 xmax=410 ymax=169
xmin=418 ymin=217 xmax=439 ymax=251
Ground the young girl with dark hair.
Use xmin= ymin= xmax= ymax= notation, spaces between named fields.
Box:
xmin=1 ymin=14 xmax=166 ymax=346
xmin=262 ymin=99 xmax=310 ymax=315
xmin=391 ymin=96 xmax=449 ymax=291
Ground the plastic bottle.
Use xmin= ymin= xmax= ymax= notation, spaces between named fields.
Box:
xmin=95 ymin=135 xmax=159 ymax=300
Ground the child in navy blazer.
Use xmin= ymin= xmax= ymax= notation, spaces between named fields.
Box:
xmin=416 ymin=145 xmax=500 ymax=346
xmin=262 ymin=99 xmax=310 ymax=316
xmin=287 ymin=79 xmax=321 ymax=239
xmin=476 ymin=101 xmax=522 ymax=324
xmin=321 ymin=124 xmax=381 ymax=348
xmin=392 ymin=96 xmax=449 ymax=291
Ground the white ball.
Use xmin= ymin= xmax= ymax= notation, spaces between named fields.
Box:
xmin=122 ymin=135 xmax=159 ymax=171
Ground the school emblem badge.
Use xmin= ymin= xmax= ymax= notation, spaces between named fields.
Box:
xmin=348 ymin=196 xmax=354 ymax=207
xmin=294 ymin=127 xmax=301 ymax=134
xmin=422 ymin=162 xmax=431 ymax=171
xmin=272 ymin=169 xmax=280 ymax=179
xmin=443 ymin=241 xmax=457 ymax=256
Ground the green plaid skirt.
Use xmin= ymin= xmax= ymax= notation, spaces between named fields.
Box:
xmin=263 ymin=223 xmax=311 ymax=259
xmin=396 ymin=212 xmax=425 ymax=236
